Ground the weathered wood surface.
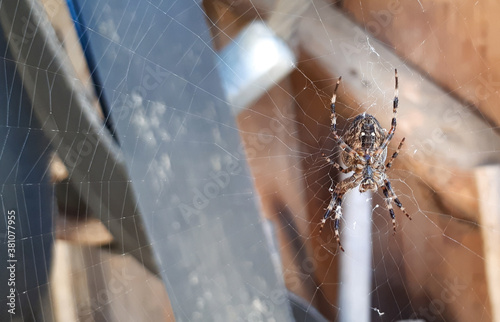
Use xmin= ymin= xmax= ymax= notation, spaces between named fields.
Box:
xmin=296 ymin=1 xmax=495 ymax=320
xmin=344 ymin=0 xmax=500 ymax=127
xmin=43 ymin=0 xmax=499 ymax=320
xmin=298 ymin=0 xmax=500 ymax=221
xmin=205 ymin=0 xmax=498 ymax=320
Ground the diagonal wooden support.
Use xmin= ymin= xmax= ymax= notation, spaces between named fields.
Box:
xmin=0 ymin=0 xmax=158 ymax=274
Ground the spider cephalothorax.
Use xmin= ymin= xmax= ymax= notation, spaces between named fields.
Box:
xmin=320 ymin=70 xmax=411 ymax=251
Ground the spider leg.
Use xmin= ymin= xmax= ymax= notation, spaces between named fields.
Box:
xmin=386 ymin=137 xmax=405 ymax=169
xmin=322 ymin=153 xmax=353 ymax=173
xmin=384 ymin=179 xmax=411 ymax=220
xmin=319 ymin=192 xmax=345 ymax=252
xmin=319 ymin=175 xmax=361 ymax=251
xmin=330 ymin=77 xmax=365 ymax=164
xmin=333 ymin=195 xmax=344 ymax=252
xmin=319 ymin=192 xmax=337 ymax=235
xmin=376 ymin=69 xmax=399 ymax=156
xmin=330 ymin=77 xmax=341 ymax=135
xmin=381 ymin=185 xmax=397 ymax=232
xmin=381 ymin=178 xmax=411 ymax=232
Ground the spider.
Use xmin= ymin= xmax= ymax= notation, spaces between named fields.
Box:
xmin=319 ymin=69 xmax=411 ymax=252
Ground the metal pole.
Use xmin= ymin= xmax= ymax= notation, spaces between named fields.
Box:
xmin=339 ymin=175 xmax=372 ymax=322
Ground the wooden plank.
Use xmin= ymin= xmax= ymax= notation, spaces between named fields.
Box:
xmin=50 ymin=242 xmax=175 ymax=321
xmin=343 ymin=0 xmax=500 ymax=127
xmin=204 ymin=0 xmax=496 ymax=319
xmin=0 ymin=0 xmax=159 ymax=275
xmin=50 ymin=242 xmax=81 ymax=322
xmin=210 ymin=0 xmax=500 ymax=221
xmin=293 ymin=2 xmax=493 ymax=319
xmin=55 ymin=215 xmax=114 ymax=246
xmin=297 ymin=0 xmax=500 ymax=221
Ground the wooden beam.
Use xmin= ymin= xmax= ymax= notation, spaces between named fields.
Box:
xmin=55 ymin=216 xmax=113 ymax=246
xmin=343 ymin=0 xmax=500 ymax=128
xmin=296 ymin=0 xmax=500 ymax=221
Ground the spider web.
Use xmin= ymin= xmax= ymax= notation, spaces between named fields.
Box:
xmin=0 ymin=0 xmax=498 ymax=321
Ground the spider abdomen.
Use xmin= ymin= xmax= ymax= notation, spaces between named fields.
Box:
xmin=341 ymin=113 xmax=386 ymax=167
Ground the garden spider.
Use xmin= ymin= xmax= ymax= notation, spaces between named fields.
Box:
xmin=319 ymin=69 xmax=411 ymax=252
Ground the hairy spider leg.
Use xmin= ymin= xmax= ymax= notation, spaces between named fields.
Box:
xmin=330 ymin=77 xmax=365 ymax=164
xmin=381 ymin=185 xmax=397 ymax=232
xmin=319 ymin=192 xmax=345 ymax=252
xmin=319 ymin=175 xmax=361 ymax=250
xmin=376 ymin=69 xmax=399 ymax=156
xmin=322 ymin=153 xmax=353 ymax=173
xmin=333 ymin=195 xmax=345 ymax=252
xmin=319 ymin=192 xmax=337 ymax=234
xmin=384 ymin=179 xmax=411 ymax=220
xmin=386 ymin=137 xmax=405 ymax=169
xmin=381 ymin=179 xmax=412 ymax=232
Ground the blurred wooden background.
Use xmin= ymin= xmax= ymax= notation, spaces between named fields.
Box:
xmin=42 ymin=0 xmax=500 ymax=320
xmin=205 ymin=0 xmax=500 ymax=321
